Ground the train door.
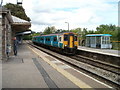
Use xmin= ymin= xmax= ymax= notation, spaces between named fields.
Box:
xmin=68 ymin=34 xmax=74 ymax=48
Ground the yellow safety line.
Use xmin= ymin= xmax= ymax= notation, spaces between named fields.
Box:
xmin=28 ymin=45 xmax=93 ymax=89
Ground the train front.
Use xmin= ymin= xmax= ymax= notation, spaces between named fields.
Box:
xmin=63 ymin=32 xmax=78 ymax=54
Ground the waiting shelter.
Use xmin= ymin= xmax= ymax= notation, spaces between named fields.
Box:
xmin=86 ymin=34 xmax=112 ymax=49
xmin=0 ymin=7 xmax=31 ymax=60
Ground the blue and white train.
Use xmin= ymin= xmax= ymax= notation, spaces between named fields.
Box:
xmin=32 ymin=32 xmax=78 ymax=54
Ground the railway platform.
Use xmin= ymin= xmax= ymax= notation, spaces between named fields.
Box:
xmin=2 ymin=42 xmax=113 ymax=89
xmin=78 ymin=46 xmax=120 ymax=57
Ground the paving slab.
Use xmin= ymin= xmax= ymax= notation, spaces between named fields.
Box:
xmin=2 ymin=44 xmax=48 ymax=88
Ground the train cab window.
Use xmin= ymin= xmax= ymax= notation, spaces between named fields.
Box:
xmin=74 ymin=36 xmax=77 ymax=41
xmin=54 ymin=37 xmax=57 ymax=42
xmin=59 ymin=37 xmax=61 ymax=41
xmin=64 ymin=35 xmax=68 ymax=41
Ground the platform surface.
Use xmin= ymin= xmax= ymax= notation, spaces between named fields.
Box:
xmin=2 ymin=42 xmax=113 ymax=89
xmin=78 ymin=46 xmax=120 ymax=57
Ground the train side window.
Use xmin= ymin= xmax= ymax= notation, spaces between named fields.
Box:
xmin=48 ymin=38 xmax=50 ymax=41
xmin=64 ymin=35 xmax=68 ymax=41
xmin=54 ymin=37 xmax=57 ymax=42
xmin=59 ymin=37 xmax=61 ymax=41
xmin=74 ymin=36 xmax=77 ymax=41
xmin=41 ymin=38 xmax=43 ymax=40
xmin=46 ymin=38 xmax=48 ymax=41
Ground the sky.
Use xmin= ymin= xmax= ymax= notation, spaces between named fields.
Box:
xmin=2 ymin=0 xmax=119 ymax=32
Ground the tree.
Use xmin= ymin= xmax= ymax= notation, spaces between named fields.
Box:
xmin=50 ymin=26 xmax=56 ymax=33
xmin=82 ymin=28 xmax=88 ymax=39
xmin=95 ymin=24 xmax=116 ymax=34
xmin=55 ymin=29 xmax=63 ymax=33
xmin=4 ymin=3 xmax=31 ymax=21
xmin=43 ymin=27 xmax=52 ymax=34
xmin=112 ymin=27 xmax=120 ymax=41
xmin=43 ymin=26 xmax=57 ymax=34
xmin=70 ymin=28 xmax=81 ymax=33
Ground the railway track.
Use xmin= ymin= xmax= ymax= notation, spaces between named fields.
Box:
xmin=27 ymin=41 xmax=120 ymax=89
xmin=70 ymin=55 xmax=120 ymax=75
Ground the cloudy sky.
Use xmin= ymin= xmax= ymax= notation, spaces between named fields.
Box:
xmin=3 ymin=0 xmax=118 ymax=32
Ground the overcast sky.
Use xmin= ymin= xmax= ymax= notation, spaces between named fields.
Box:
xmin=3 ymin=0 xmax=118 ymax=32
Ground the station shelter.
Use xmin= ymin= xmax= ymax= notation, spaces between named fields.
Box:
xmin=85 ymin=34 xmax=112 ymax=49
xmin=0 ymin=7 xmax=31 ymax=60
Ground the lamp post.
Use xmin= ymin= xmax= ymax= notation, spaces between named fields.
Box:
xmin=65 ymin=22 xmax=69 ymax=32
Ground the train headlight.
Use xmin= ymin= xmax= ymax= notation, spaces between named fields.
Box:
xmin=65 ymin=45 xmax=67 ymax=47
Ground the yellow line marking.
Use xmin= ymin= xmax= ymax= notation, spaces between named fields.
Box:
xmin=28 ymin=45 xmax=93 ymax=89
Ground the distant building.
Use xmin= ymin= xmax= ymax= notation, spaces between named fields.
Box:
xmin=118 ymin=1 xmax=120 ymax=26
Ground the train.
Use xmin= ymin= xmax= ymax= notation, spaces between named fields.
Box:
xmin=32 ymin=32 xmax=78 ymax=54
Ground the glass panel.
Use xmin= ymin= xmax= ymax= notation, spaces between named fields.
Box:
xmin=64 ymin=34 xmax=68 ymax=41
xmin=59 ymin=37 xmax=61 ymax=41
xmin=74 ymin=36 xmax=77 ymax=41
xmin=54 ymin=37 xmax=57 ymax=41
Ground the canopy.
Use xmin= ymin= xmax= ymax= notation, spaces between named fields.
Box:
xmin=12 ymin=15 xmax=31 ymax=33
xmin=86 ymin=34 xmax=112 ymax=37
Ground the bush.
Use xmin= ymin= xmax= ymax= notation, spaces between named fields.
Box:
xmin=112 ymin=42 xmax=120 ymax=50
xmin=23 ymin=35 xmax=32 ymax=40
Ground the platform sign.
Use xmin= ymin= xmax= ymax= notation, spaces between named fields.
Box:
xmin=118 ymin=1 xmax=120 ymax=27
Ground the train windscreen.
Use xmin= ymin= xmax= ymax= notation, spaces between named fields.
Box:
xmin=74 ymin=36 xmax=77 ymax=41
xmin=64 ymin=34 xmax=68 ymax=41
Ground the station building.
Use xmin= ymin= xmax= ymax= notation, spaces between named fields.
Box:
xmin=0 ymin=7 xmax=31 ymax=60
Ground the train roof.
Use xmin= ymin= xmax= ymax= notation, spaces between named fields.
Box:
xmin=33 ymin=32 xmax=77 ymax=37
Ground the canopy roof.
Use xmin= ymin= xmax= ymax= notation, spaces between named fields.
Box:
xmin=12 ymin=16 xmax=30 ymax=25
xmin=11 ymin=15 xmax=31 ymax=33
xmin=86 ymin=34 xmax=112 ymax=37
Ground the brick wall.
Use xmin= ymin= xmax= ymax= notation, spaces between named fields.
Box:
xmin=0 ymin=13 xmax=12 ymax=60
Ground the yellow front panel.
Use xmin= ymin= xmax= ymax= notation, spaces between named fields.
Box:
xmin=74 ymin=41 xmax=78 ymax=47
xmin=70 ymin=36 xmax=73 ymax=48
xmin=63 ymin=41 xmax=68 ymax=45
xmin=63 ymin=41 xmax=68 ymax=48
